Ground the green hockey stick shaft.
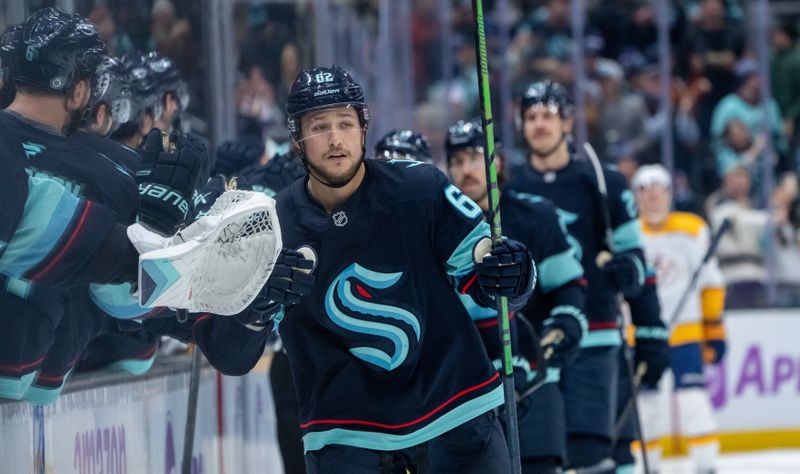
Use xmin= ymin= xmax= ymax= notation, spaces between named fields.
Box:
xmin=470 ymin=1 xmax=521 ymax=472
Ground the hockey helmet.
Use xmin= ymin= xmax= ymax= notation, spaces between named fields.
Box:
xmin=445 ymin=119 xmax=486 ymax=164
xmin=144 ymin=51 xmax=189 ymax=116
xmin=88 ymin=56 xmax=134 ymax=135
xmin=519 ymin=80 xmax=573 ymax=119
xmin=632 ymin=164 xmax=672 ymax=190
xmin=286 ymin=65 xmax=370 ymax=140
xmin=10 ymin=8 xmax=106 ymax=94
xmin=122 ymin=51 xmax=160 ymax=120
xmin=374 ymin=129 xmax=432 ymax=162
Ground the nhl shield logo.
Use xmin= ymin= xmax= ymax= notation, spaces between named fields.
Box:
xmin=332 ymin=210 xmax=348 ymax=227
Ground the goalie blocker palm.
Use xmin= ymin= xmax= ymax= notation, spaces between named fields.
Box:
xmin=137 ymin=129 xmax=206 ymax=234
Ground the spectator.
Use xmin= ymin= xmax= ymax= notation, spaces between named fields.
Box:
xmin=679 ymin=0 xmax=746 ymax=136
xmin=715 ymin=119 xmax=766 ymax=179
xmin=706 ymin=165 xmax=769 ymax=308
xmin=148 ymin=0 xmax=192 ymax=60
xmin=711 ymin=59 xmax=786 ymax=170
xmin=591 ymin=58 xmax=651 ymax=175
xmin=88 ymin=6 xmax=135 ymax=56
xmin=772 ymin=172 xmax=800 ymax=306
xmin=771 ymin=20 xmax=800 ymax=169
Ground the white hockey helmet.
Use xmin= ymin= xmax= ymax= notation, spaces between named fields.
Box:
xmin=632 ymin=164 xmax=671 ymax=190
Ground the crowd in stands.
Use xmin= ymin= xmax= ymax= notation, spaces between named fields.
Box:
xmin=68 ymin=1 xmax=800 ymax=306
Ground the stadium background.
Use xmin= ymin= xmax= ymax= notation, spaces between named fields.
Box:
xmin=3 ymin=0 xmax=800 ymax=472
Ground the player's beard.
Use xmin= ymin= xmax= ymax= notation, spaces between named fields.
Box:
xmin=306 ymin=151 xmax=365 ymax=188
xmin=65 ymin=107 xmax=88 ymax=135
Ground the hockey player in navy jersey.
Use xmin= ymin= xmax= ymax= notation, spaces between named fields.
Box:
xmin=0 ymin=9 xmax=135 ymax=400
xmin=446 ymin=119 xmax=587 ymax=474
xmin=505 ymin=80 xmax=669 ymax=473
xmin=0 ymin=9 xmax=205 ymax=402
xmin=374 ymin=129 xmax=433 ymax=163
xmin=192 ymin=65 xmax=536 ymax=473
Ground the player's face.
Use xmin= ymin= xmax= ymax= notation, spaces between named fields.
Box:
xmin=448 ymin=148 xmax=487 ymax=204
xmin=522 ymin=105 xmax=571 ymax=155
xmin=635 ymin=184 xmax=670 ymax=225
xmin=299 ymin=107 xmax=365 ymax=186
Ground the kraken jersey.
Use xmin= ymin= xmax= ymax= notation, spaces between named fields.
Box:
xmin=197 ymin=159 xmax=504 ymax=453
xmin=506 ymin=158 xmax=647 ymax=344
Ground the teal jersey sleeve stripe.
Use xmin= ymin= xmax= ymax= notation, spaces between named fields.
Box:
xmin=612 ymin=218 xmax=643 ymax=253
xmin=580 ymin=329 xmax=622 ymax=348
xmin=546 ymin=305 xmax=589 ymax=341
xmin=0 ymin=175 xmax=81 ymax=277
xmin=493 ymin=357 xmax=561 ymax=384
xmin=445 ymin=221 xmax=490 ymax=280
xmin=89 ymin=282 xmax=151 ymax=319
xmin=302 ymin=384 xmax=503 ymax=452
xmin=538 ymin=249 xmax=584 ymax=293
xmin=457 ymin=291 xmax=496 ymax=320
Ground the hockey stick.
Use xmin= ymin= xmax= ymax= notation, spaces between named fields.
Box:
xmin=667 ymin=218 xmax=731 ymax=327
xmin=471 ymin=1 xmax=521 ymax=472
xmin=182 ymin=331 xmax=203 ymax=474
xmin=583 ymin=142 xmax=651 ymax=474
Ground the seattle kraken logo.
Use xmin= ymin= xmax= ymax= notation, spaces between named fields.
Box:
xmin=325 ymin=263 xmax=421 ymax=371
xmin=22 ymin=142 xmax=46 ymax=159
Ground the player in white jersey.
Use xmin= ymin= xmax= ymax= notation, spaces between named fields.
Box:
xmin=632 ymin=164 xmax=727 ymax=474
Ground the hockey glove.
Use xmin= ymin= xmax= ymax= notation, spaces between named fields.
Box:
xmin=634 ymin=325 xmax=671 ymax=388
xmin=233 ymin=297 xmax=281 ymax=331
xmin=214 ymin=137 xmax=265 ymax=177
xmin=475 ymin=238 xmax=536 ymax=311
xmin=601 ymin=252 xmax=644 ymax=298
xmin=261 ymin=249 xmax=316 ymax=306
xmin=541 ymin=311 xmax=584 ymax=370
xmin=137 ymin=129 xmax=206 ymax=235
xmin=703 ymin=335 xmax=726 ymax=365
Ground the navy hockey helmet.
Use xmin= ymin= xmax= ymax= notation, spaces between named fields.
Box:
xmin=11 ymin=8 xmax=106 ymax=94
xmin=286 ymin=65 xmax=370 ymax=140
xmin=445 ymin=119 xmax=486 ymax=164
xmin=0 ymin=24 xmax=21 ymax=85
xmin=122 ymin=52 xmax=159 ymax=119
xmin=519 ymin=80 xmax=573 ymax=119
xmin=89 ymin=56 xmax=134 ymax=134
xmin=374 ymin=129 xmax=432 ymax=162
xmin=144 ymin=51 xmax=189 ymax=116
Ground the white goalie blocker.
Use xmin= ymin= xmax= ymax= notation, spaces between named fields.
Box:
xmin=133 ymin=190 xmax=282 ymax=316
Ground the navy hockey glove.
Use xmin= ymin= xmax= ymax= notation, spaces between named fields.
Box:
xmin=703 ymin=337 xmax=726 ymax=365
xmin=261 ymin=249 xmax=315 ymax=306
xmin=541 ymin=313 xmax=584 ymax=370
xmin=475 ymin=238 xmax=536 ymax=311
xmin=602 ymin=252 xmax=644 ymax=297
xmin=233 ymin=297 xmax=281 ymax=330
xmin=214 ymin=137 xmax=265 ymax=177
xmin=634 ymin=325 xmax=671 ymax=388
xmin=137 ymin=129 xmax=206 ymax=235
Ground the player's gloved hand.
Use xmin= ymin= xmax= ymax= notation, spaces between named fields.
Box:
xmin=214 ymin=137 xmax=264 ymax=177
xmin=233 ymin=297 xmax=281 ymax=331
xmin=475 ymin=237 xmax=536 ymax=311
xmin=601 ymin=252 xmax=644 ymax=298
xmin=634 ymin=325 xmax=671 ymax=387
xmin=137 ymin=129 xmax=207 ymax=235
xmin=260 ymin=249 xmax=316 ymax=307
xmin=541 ymin=313 xmax=584 ymax=370
xmin=191 ymin=175 xmax=252 ymax=220
xmin=703 ymin=335 xmax=726 ymax=365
